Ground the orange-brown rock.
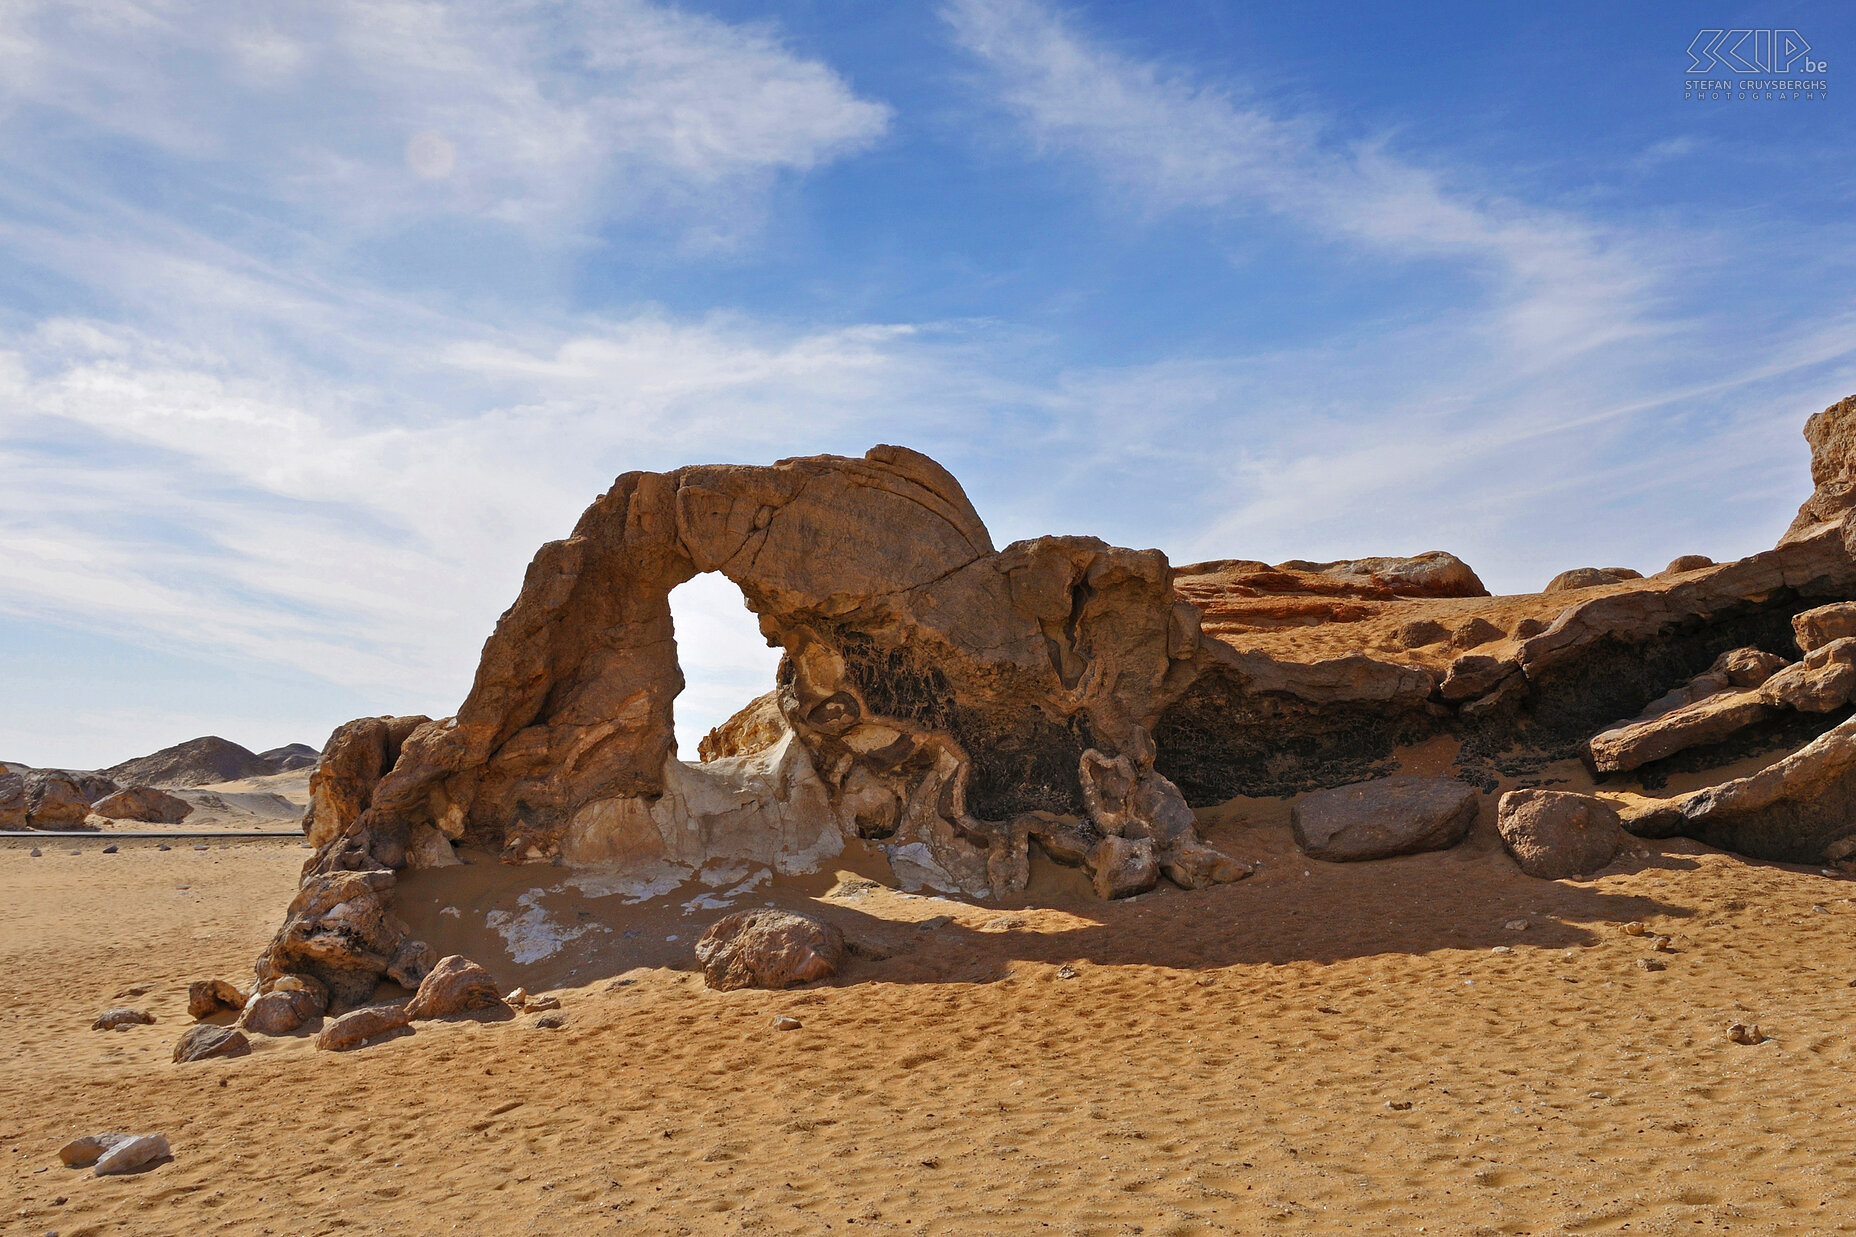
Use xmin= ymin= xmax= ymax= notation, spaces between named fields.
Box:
xmin=1782 ymin=394 xmax=1856 ymax=543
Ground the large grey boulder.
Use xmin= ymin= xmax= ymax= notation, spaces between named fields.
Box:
xmin=1497 ymin=790 xmax=1622 ymax=879
xmin=1290 ymin=776 xmax=1479 ymax=862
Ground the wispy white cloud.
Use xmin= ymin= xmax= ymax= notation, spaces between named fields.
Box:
xmin=0 ymin=0 xmax=890 ymax=241
xmin=943 ymin=0 xmax=1856 ymax=588
xmin=944 ymin=0 xmax=1653 ymax=365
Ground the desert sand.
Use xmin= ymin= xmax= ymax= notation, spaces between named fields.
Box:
xmin=7 ymin=761 xmax=1856 ymax=1237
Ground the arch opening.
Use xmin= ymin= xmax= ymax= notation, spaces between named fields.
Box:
xmin=666 ymin=572 xmax=784 ymax=760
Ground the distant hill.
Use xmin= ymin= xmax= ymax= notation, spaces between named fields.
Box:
xmin=103 ymin=736 xmax=311 ymax=788
xmin=259 ymin=743 xmax=319 ymax=772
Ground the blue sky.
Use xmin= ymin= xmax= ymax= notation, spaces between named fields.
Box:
xmin=3 ymin=0 xmax=1853 ymax=769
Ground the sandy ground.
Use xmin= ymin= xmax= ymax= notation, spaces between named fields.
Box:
xmin=7 ymin=775 xmax=1856 ymax=1237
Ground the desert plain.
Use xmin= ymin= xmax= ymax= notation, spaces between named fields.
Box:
xmin=6 ymin=744 xmax=1856 ymax=1237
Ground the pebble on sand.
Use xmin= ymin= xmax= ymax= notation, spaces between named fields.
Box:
xmin=772 ymin=1015 xmax=802 ymax=1031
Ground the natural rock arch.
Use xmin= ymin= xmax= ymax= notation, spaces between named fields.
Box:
xmin=305 ymin=445 xmax=1246 ymax=900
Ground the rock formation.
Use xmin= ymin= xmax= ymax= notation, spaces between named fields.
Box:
xmin=252 ymin=392 xmax=1856 ymax=1004
xmin=295 ymin=446 xmax=1248 ymax=903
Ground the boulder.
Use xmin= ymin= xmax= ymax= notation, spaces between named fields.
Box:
xmin=91 ymin=1008 xmax=155 ymax=1031
xmin=187 ymin=978 xmax=249 ymax=1019
xmin=1587 ymin=690 xmax=1772 ymax=774
xmin=172 ymin=1024 xmax=250 ymax=1063
xmin=315 ymin=1002 xmax=412 ymax=1051
xmin=1624 ymin=714 xmax=1856 ymax=864
xmin=1496 ymin=790 xmax=1623 ymax=879
xmin=1663 ymin=555 xmax=1714 ymax=574
xmin=0 ymin=773 xmax=26 ymax=829
xmin=92 ymin=785 xmax=193 ymax=824
xmin=93 ymin=1133 xmax=170 ymax=1176
xmin=1759 ymin=638 xmax=1856 ymax=712
xmin=239 ymin=974 xmax=328 ymax=1035
xmin=1544 ymin=567 xmax=1644 ymax=593
xmin=1793 ymin=602 xmax=1856 ymax=654
xmin=1290 ymin=776 xmax=1479 ymax=862
xmin=695 ymin=909 xmax=845 ymax=991
xmin=25 ymin=773 xmax=94 ymax=827
xmin=405 ymin=955 xmax=504 ymax=1019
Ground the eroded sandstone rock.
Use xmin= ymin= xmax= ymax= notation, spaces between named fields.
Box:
xmin=296 ymin=447 xmax=1244 ymax=903
xmin=187 ymin=978 xmax=249 ymax=1019
xmin=696 ymin=909 xmax=845 ymax=991
xmin=1759 ymin=638 xmax=1856 ymax=712
xmin=0 ymin=773 xmax=25 ymax=829
xmin=405 ymin=955 xmax=504 ymax=1019
xmin=1588 ymin=690 xmax=1772 ymax=774
xmin=240 ymin=974 xmax=328 ymax=1035
xmin=316 ymin=1003 xmax=412 ymax=1051
xmin=1624 ymin=714 xmax=1856 ymax=863
xmin=1782 ymin=394 xmax=1856 ymax=543
xmin=93 ymin=785 xmax=193 ymax=824
xmin=25 ymin=773 xmax=94 ymax=827
xmin=1793 ymin=603 xmax=1856 ymax=654
xmin=1291 ymin=777 xmax=1479 ymax=862
xmin=1497 ymin=790 xmax=1622 ymax=880
xmin=93 ymin=1133 xmax=170 ymax=1176
xmin=172 ymin=1024 xmax=250 ymax=1063
xmin=255 ymin=869 xmax=408 ymax=1006
xmin=1544 ymin=567 xmax=1644 ymax=593
xmin=92 ymin=1008 xmax=155 ymax=1030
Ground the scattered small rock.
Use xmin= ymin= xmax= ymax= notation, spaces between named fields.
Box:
xmin=172 ymin=1025 xmax=250 ymax=1063
xmin=772 ymin=1015 xmax=802 ymax=1031
xmin=92 ymin=1133 xmax=170 ymax=1177
xmin=1056 ymin=964 xmax=1080 ymax=980
xmin=1489 ymin=946 xmax=1514 ymax=955
xmin=1651 ymin=936 xmax=1674 ymax=953
xmin=982 ymin=915 xmax=1026 ymax=932
xmin=1620 ymin=921 xmax=1646 ymax=936
xmin=1638 ymin=958 xmax=1666 ymax=972
xmin=28 ymin=847 xmax=41 ymax=857
xmin=534 ymin=1012 xmax=567 ymax=1030
xmin=918 ymin=914 xmax=954 ymax=931
xmin=1726 ymin=1022 xmax=1765 ymax=1045
xmin=100 ymin=844 xmax=117 ymax=854
xmin=1385 ymin=1100 xmax=1413 ymax=1111
xmin=1504 ymin=919 xmax=1528 ymax=931
xmin=526 ymin=994 xmax=561 ymax=1012
xmin=192 ymin=844 xmax=209 ymax=851
xmin=91 ymin=1008 xmax=155 ymax=1031
xmin=157 ymin=843 xmax=170 ymax=851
